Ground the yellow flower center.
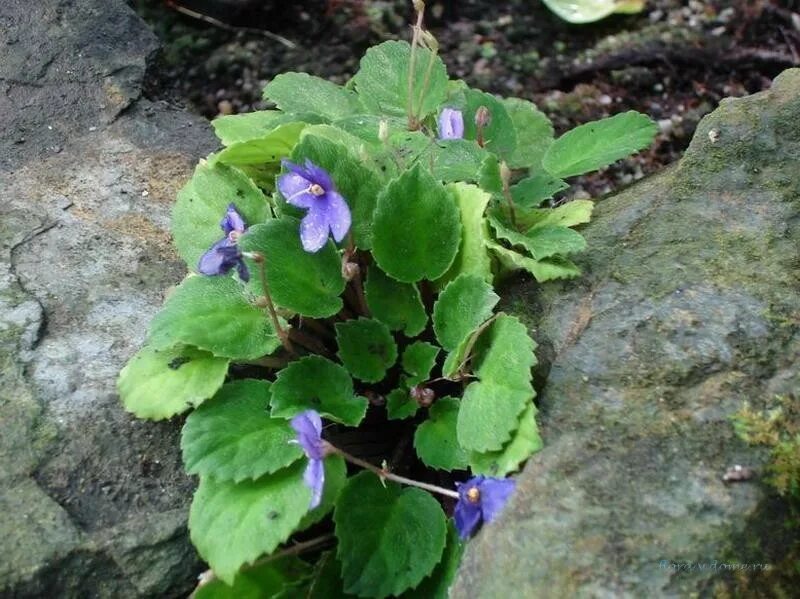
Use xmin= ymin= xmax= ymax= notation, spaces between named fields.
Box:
xmin=466 ymin=487 xmax=481 ymax=504
xmin=309 ymin=183 xmax=325 ymax=196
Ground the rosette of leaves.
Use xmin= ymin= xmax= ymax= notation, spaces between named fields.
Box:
xmin=117 ymin=16 xmax=656 ymax=597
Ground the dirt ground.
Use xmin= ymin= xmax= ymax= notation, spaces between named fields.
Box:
xmin=134 ymin=0 xmax=799 ymax=196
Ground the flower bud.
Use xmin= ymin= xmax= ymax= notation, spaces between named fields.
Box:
xmin=254 ymin=296 xmax=270 ymax=308
xmin=413 ymin=0 xmax=425 ymax=13
xmin=474 ymin=106 xmax=491 ymax=129
xmin=342 ymin=261 xmax=360 ymax=281
xmin=410 ymin=385 xmax=435 ymax=407
xmin=420 ymin=30 xmax=439 ymax=52
xmin=378 ymin=119 xmax=390 ymax=144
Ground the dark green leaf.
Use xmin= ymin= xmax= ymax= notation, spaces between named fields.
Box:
xmin=402 ymin=341 xmax=440 ymax=386
xmin=501 ymin=97 xmax=554 ymax=169
xmin=399 ymin=523 xmax=464 ymax=599
xmin=194 ymin=556 xmax=312 ymax=599
xmin=297 ymin=455 xmax=347 ymax=531
xmin=510 ymin=173 xmax=568 ymax=208
xmin=335 ymin=318 xmax=398 ymax=383
xmin=386 ymin=388 xmax=418 ymax=420
xmin=469 ymin=403 xmax=542 ymax=476
xmin=364 ymin=267 xmax=427 ymax=336
xmin=414 ymin=398 xmax=468 ymax=471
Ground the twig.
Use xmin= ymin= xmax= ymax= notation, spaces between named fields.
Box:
xmin=165 ymin=1 xmax=297 ymax=49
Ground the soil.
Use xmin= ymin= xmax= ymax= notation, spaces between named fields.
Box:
xmin=134 ymin=0 xmax=799 ymax=197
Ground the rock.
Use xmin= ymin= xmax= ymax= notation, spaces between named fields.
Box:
xmin=0 ymin=0 xmax=217 ymax=596
xmin=452 ymin=69 xmax=800 ymax=597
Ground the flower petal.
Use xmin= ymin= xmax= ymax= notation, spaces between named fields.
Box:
xmin=303 ymin=159 xmax=334 ymax=191
xmin=197 ymin=237 xmax=235 ymax=276
xmin=304 ymin=458 xmax=325 ymax=509
xmin=323 ymin=191 xmax=351 ymax=243
xmin=278 ymin=171 xmax=315 ymax=208
xmin=299 ymin=206 xmax=331 ymax=253
xmin=290 ymin=410 xmax=325 ymax=459
xmin=221 ymin=203 xmax=246 ymax=234
xmin=477 ymin=477 xmax=516 ymax=523
xmin=453 ymin=496 xmax=482 ymax=539
xmin=438 ymin=108 xmax=464 ymax=140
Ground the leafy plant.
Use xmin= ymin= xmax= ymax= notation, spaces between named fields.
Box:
xmin=117 ymin=2 xmax=657 ymax=595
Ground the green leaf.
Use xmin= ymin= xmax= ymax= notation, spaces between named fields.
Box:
xmin=303 ymin=552 xmax=353 ymax=599
xmin=542 ymin=111 xmax=657 ymax=178
xmin=181 ymin=380 xmax=303 ymax=482
xmin=414 ymin=398 xmax=468 ymax=471
xmin=148 ymin=276 xmax=282 ymax=360
xmin=423 ymin=140 xmax=488 ymax=183
xmin=334 ymin=472 xmax=448 ymax=598
xmin=270 ymin=356 xmax=367 ymax=426
xmin=212 ymin=122 xmax=307 ymax=167
xmin=487 ymin=240 xmax=582 ymax=282
xmin=494 ymin=199 xmax=593 ymax=231
xmin=297 ymin=455 xmax=347 ymax=531
xmin=364 ymin=267 xmax=427 ymax=336
xmin=437 ymin=182 xmax=493 ymax=286
xmin=510 ymin=173 xmax=568 ymax=208
xmin=399 ymin=523 xmax=464 ymax=599
xmin=212 ymin=110 xmax=322 ymax=146
xmin=402 ymin=341 xmax=440 ymax=386
xmin=372 ymin=164 xmax=461 ymax=283
xmin=455 ymin=88 xmax=517 ymax=160
xmin=172 ymin=162 xmax=270 ymax=272
xmin=264 ymin=73 xmax=362 ymax=120
xmin=239 ymin=219 xmax=345 ymax=318
xmin=457 ymin=315 xmax=536 ymax=452
xmin=501 ymin=97 xmax=554 ymax=169
xmin=289 ymin=134 xmax=383 ymax=249
xmin=469 ymin=403 xmax=542 ymax=476
xmin=433 ymin=274 xmax=499 ymax=351
xmin=477 ymin=154 xmax=503 ymax=194
xmin=335 ymin=318 xmax=398 ymax=383
xmin=353 ymin=40 xmax=448 ymax=120
xmin=541 ymin=0 xmax=644 ymax=24
xmin=386 ymin=388 xmax=418 ymax=420
xmin=189 ymin=460 xmax=311 ymax=585
xmin=489 ymin=217 xmax=587 ymax=260
xmin=194 ymin=556 xmax=312 ymax=599
xmin=118 ymin=345 xmax=229 ymax=420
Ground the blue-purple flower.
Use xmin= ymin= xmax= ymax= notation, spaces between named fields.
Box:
xmin=197 ymin=203 xmax=249 ymax=281
xmin=277 ymin=160 xmax=351 ymax=253
xmin=290 ymin=410 xmax=326 ymax=509
xmin=453 ymin=475 xmax=516 ymax=539
xmin=438 ymin=108 xmax=464 ymax=140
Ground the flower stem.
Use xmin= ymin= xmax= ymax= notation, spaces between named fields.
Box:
xmin=326 ymin=443 xmax=459 ymax=499
xmin=500 ymin=164 xmax=518 ymax=230
xmin=406 ymin=2 xmax=426 ymax=129
xmin=344 ymin=234 xmax=370 ymax=317
xmin=251 ymin=253 xmax=295 ymax=355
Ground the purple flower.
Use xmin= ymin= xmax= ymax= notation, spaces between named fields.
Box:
xmin=277 ymin=160 xmax=351 ymax=253
xmin=453 ymin=475 xmax=516 ymax=539
xmin=290 ymin=410 xmax=326 ymax=509
xmin=438 ymin=108 xmax=464 ymax=140
xmin=197 ymin=203 xmax=249 ymax=281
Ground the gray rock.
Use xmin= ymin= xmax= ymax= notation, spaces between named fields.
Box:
xmin=0 ymin=0 xmax=217 ymax=596
xmin=452 ymin=69 xmax=800 ymax=597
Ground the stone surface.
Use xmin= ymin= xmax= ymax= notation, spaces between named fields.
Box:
xmin=0 ymin=0 xmax=217 ymax=596
xmin=452 ymin=69 xmax=800 ymax=597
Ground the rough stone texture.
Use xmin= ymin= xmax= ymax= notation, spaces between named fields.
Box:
xmin=0 ymin=0 xmax=217 ymax=596
xmin=452 ymin=69 xmax=800 ymax=598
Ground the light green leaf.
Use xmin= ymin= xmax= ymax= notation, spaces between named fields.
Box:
xmin=364 ymin=267 xmax=428 ymax=336
xmin=495 ymin=199 xmax=594 ymax=231
xmin=372 ymin=164 xmax=461 ymax=283
xmin=189 ymin=461 xmax=310 ymax=585
xmin=501 ymin=97 xmax=554 ymax=169
xmin=335 ymin=318 xmax=398 ymax=383
xmin=433 ymin=274 xmax=499 ymax=352
xmin=297 ymin=455 xmax=347 ymax=531
xmin=334 ymin=472 xmax=448 ymax=598
xmin=264 ymin=73 xmax=362 ymax=120
xmin=489 ymin=217 xmax=587 ymax=260
xmin=118 ymin=345 xmax=229 ymax=420
xmin=212 ymin=122 xmax=307 ymax=167
xmin=437 ymin=182 xmax=493 ymax=286
xmin=423 ymin=140 xmax=488 ymax=183
xmin=487 ymin=240 xmax=582 ymax=282
xmin=239 ymin=219 xmax=345 ymax=318
xmin=332 ymin=114 xmax=407 ymax=146
xmin=469 ymin=402 xmax=542 ymax=476
xmin=172 ymin=161 xmax=270 ymax=272
xmin=457 ymin=315 xmax=537 ymax=452
xmin=270 ymin=356 xmax=367 ymax=426
xmin=414 ymin=398 xmax=468 ymax=471
xmin=289 ymin=134 xmax=382 ymax=249
xmin=402 ymin=341 xmax=440 ymax=386
xmin=147 ymin=276 xmax=282 ymax=360
xmin=541 ymin=0 xmax=644 ymax=24
xmin=386 ymin=388 xmax=418 ymax=420
xmin=194 ymin=556 xmax=312 ymax=599
xmin=542 ymin=111 xmax=657 ymax=178
xmin=354 ymin=40 xmax=448 ymax=120
xmin=212 ymin=111 xmax=322 ymax=146
xmin=510 ymin=173 xmax=568 ymax=208
xmin=181 ymin=380 xmax=303 ymax=482
xmin=398 ymin=523 xmax=464 ymax=599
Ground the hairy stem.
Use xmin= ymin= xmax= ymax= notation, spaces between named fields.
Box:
xmin=253 ymin=254 xmax=295 ymax=355
xmin=406 ymin=2 xmax=425 ymax=129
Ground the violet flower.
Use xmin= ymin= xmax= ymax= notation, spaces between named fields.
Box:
xmin=277 ymin=159 xmax=351 ymax=253
xmin=290 ymin=410 xmax=326 ymax=509
xmin=198 ymin=203 xmax=249 ymax=281
xmin=438 ymin=108 xmax=464 ymax=140
xmin=453 ymin=475 xmax=516 ymax=539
